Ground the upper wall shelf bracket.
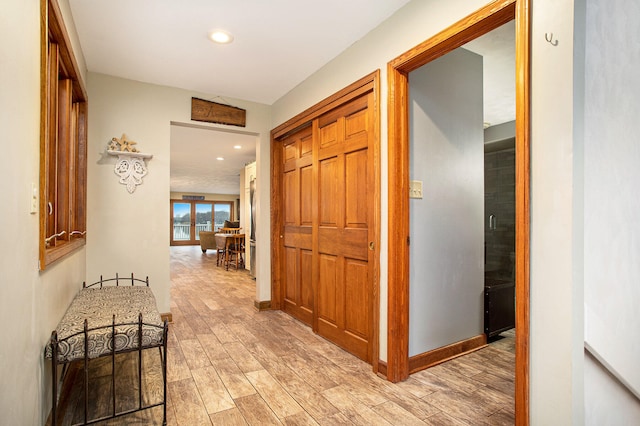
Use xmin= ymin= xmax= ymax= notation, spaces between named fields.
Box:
xmin=107 ymin=133 xmax=152 ymax=194
xmin=107 ymin=150 xmax=153 ymax=194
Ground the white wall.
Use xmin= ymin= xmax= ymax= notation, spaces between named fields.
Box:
xmin=585 ymin=351 xmax=640 ymax=424
xmin=530 ymin=0 xmax=584 ymax=423
xmin=86 ymin=73 xmax=272 ymax=312
xmin=408 ymin=48 xmax=485 ymax=356
xmin=582 ymin=0 xmax=640 ymax=419
xmin=273 ymin=0 xmax=588 ymax=422
xmin=0 ymin=0 xmax=87 ymax=424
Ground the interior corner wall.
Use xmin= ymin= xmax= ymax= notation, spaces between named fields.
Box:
xmin=86 ymin=73 xmax=272 ymax=312
xmin=583 ymin=0 xmax=640 ymax=419
xmin=408 ymin=48 xmax=484 ymax=356
xmin=1 ymin=0 xmax=87 ymax=424
xmin=530 ymin=0 xmax=585 ymax=423
xmin=584 ymin=351 xmax=640 ymax=424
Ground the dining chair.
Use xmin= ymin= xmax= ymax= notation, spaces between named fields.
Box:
xmin=214 ymin=234 xmax=229 ymax=267
xmin=226 ymin=233 xmax=245 ymax=271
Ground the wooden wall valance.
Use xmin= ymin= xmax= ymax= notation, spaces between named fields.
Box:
xmin=191 ymin=97 xmax=246 ymax=127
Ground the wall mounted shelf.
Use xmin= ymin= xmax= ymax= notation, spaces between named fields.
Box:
xmin=107 ymin=150 xmax=153 ymax=193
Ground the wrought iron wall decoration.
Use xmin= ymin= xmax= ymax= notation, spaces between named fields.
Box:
xmin=107 ymin=134 xmax=153 ymax=193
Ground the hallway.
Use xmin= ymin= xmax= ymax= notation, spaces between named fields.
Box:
xmin=58 ymin=245 xmax=514 ymax=424
xmin=166 ymin=245 xmax=515 ymax=425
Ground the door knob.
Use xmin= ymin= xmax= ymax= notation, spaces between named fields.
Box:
xmin=369 ymin=241 xmax=375 ymax=251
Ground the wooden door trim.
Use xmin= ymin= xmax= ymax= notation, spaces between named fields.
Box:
xmin=272 ymin=72 xmax=379 ymax=140
xmin=271 ymin=70 xmax=381 ymax=372
xmin=514 ymin=1 xmax=531 ymax=421
xmin=386 ymin=0 xmax=530 ymax=424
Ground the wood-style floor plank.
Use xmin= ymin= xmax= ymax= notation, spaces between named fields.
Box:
xmin=321 ymin=385 xmax=393 ymax=425
xmin=371 ymin=400 xmax=427 ymax=426
xmin=282 ymin=410 xmax=321 ymax=426
xmin=223 ymin=341 xmax=264 ymax=373
xmin=168 ymin=378 xmax=212 ymax=425
xmin=234 ymin=394 xmax=282 ymax=425
xmin=209 ymin=407 xmax=248 ymax=425
xmin=245 ymin=369 xmax=304 ymax=419
xmin=211 ymin=357 xmax=257 ymax=400
xmin=191 ymin=365 xmax=236 ymax=415
xmin=54 ymin=246 xmax=515 ymax=425
xmin=180 ymin=338 xmax=213 ymax=370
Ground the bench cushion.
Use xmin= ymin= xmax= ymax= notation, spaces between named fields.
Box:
xmin=45 ymin=286 xmax=164 ymax=362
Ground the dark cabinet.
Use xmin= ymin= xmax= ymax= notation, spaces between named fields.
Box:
xmin=484 ymin=278 xmax=515 ymax=338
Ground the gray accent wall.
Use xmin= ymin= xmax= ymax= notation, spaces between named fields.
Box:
xmin=408 ymin=47 xmax=484 ymax=356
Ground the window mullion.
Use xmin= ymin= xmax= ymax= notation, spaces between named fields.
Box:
xmin=56 ymin=78 xmax=72 ymax=243
xmin=74 ymin=101 xmax=88 ymax=236
xmin=45 ymin=41 xmax=59 ymax=247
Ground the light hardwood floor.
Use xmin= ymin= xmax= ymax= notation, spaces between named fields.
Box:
xmin=59 ymin=245 xmax=515 ymax=425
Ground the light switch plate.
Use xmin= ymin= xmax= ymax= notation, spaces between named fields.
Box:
xmin=30 ymin=183 xmax=38 ymax=214
xmin=409 ymin=180 xmax=423 ymax=199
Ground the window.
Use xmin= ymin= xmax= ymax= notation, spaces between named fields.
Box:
xmin=39 ymin=0 xmax=88 ymax=270
xmin=170 ymin=200 xmax=235 ymax=246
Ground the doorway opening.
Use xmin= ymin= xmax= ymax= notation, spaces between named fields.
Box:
xmin=386 ymin=0 xmax=530 ymax=423
xmin=169 ymin=122 xmax=257 ymax=248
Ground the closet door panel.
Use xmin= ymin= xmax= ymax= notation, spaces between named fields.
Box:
xmin=281 ymin=126 xmax=314 ymax=326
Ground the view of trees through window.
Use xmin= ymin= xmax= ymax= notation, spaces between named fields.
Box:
xmin=170 ymin=200 xmax=233 ymax=244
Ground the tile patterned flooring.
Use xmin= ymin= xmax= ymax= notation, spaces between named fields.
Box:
xmin=60 ymin=245 xmax=515 ymax=425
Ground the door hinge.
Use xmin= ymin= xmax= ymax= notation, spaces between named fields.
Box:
xmin=407 ymin=236 xmax=410 ymax=246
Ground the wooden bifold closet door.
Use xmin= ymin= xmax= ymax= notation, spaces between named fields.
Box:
xmin=277 ymin=88 xmax=376 ymax=363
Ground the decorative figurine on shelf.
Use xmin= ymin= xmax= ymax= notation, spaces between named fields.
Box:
xmin=108 ymin=133 xmax=139 ymax=153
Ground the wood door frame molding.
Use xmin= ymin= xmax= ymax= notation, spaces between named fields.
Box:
xmin=386 ymin=0 xmax=530 ymax=423
xmin=271 ymin=70 xmax=381 ymax=373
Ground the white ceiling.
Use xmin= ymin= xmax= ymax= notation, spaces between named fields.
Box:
xmin=68 ymin=0 xmax=412 ymax=105
xmin=169 ymin=123 xmax=257 ymax=194
xmin=69 ymin=0 xmax=412 ymax=194
xmin=69 ymin=1 xmax=514 ymax=195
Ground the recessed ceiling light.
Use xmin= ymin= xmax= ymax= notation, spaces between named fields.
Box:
xmin=233 ymin=145 xmax=242 ymax=149
xmin=216 ymin=157 xmax=224 ymax=161
xmin=209 ymin=30 xmax=233 ymax=44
